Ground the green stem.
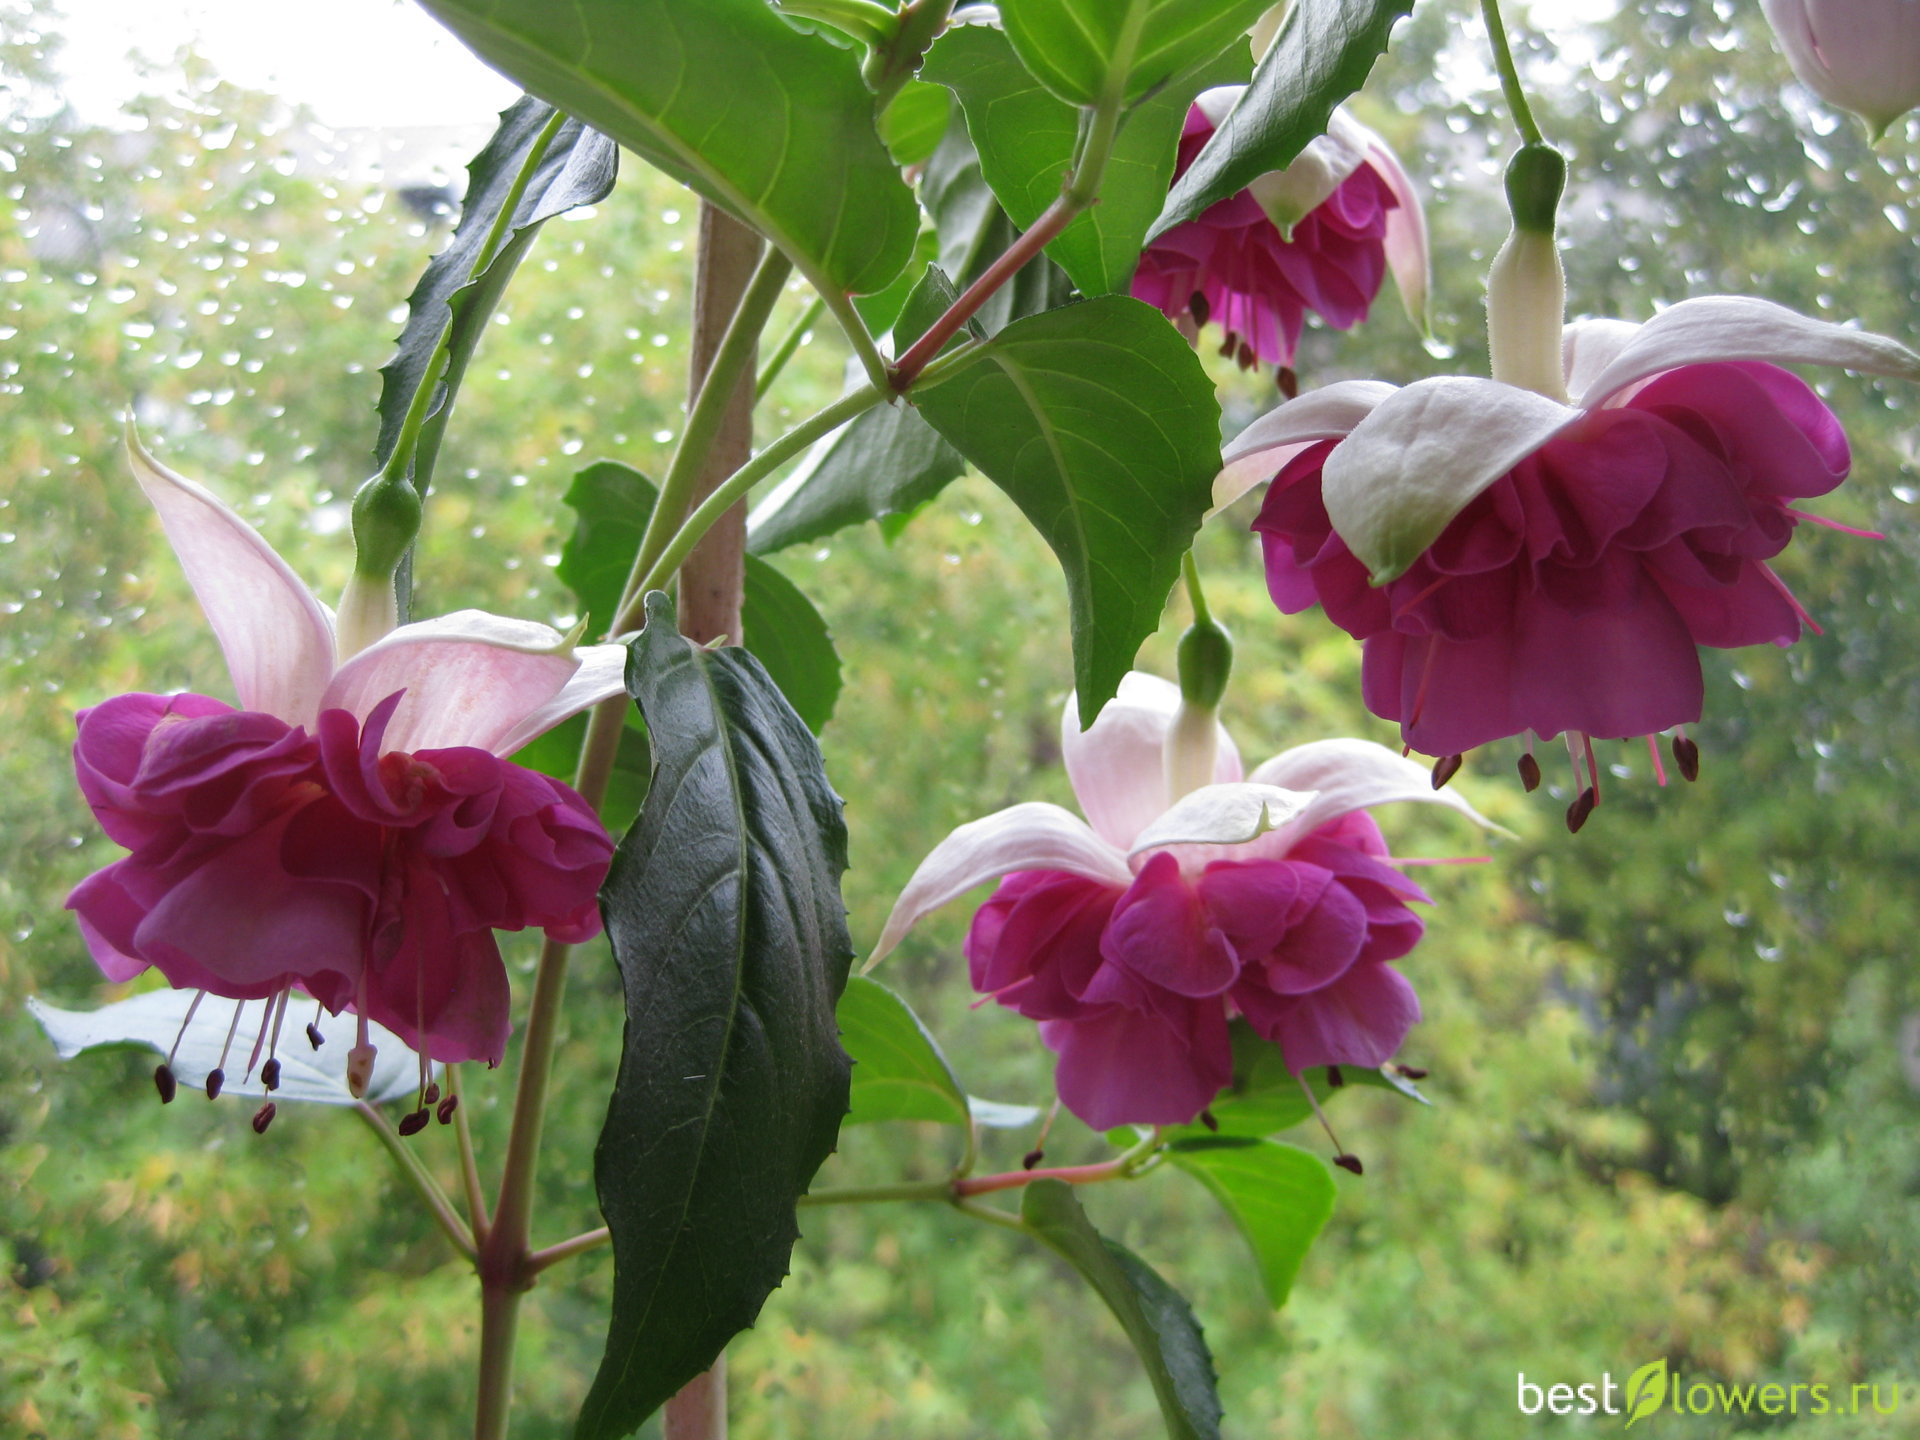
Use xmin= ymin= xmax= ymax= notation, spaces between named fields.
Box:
xmin=777 ymin=0 xmax=897 ymax=45
xmin=799 ymin=1179 xmax=955 ymax=1207
xmin=1181 ymin=551 xmax=1211 ymax=626
xmin=450 ymin=1065 xmax=490 ymax=1244
xmin=1479 ymin=0 xmax=1544 ymax=146
xmin=823 ymin=285 xmax=892 ymax=392
xmin=617 ymin=247 xmax=794 ymax=625
xmin=525 ymin=1225 xmax=613 ymax=1275
xmin=623 ymin=385 xmax=885 ymax=619
xmin=354 ymin=1102 xmax=477 ymax=1264
xmin=755 ymin=295 xmax=826 ymax=400
xmin=380 ymin=109 xmax=566 ymax=490
xmin=867 ymin=0 xmax=955 ymax=109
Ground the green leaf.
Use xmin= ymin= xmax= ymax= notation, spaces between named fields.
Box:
xmin=839 ymin=975 xmax=970 ymax=1127
xmin=923 ymin=25 xmax=1248 ymax=296
xmin=1151 ymin=0 xmax=1414 ymax=238
xmin=749 ymin=268 xmax=970 ymax=552
xmin=581 ymin=591 xmax=853 ymax=1439
xmin=1000 ymin=0 xmax=1269 ymax=108
xmin=1623 ymin=1358 xmax=1669 ymax=1428
xmin=1186 ymin=1019 xmax=1432 ymax=1137
xmin=28 ymin=991 xmax=424 ymax=1107
xmin=415 ymin=0 xmax=917 ymax=297
xmin=1021 ymin=1179 xmax=1223 ymax=1440
xmin=740 ymin=555 xmax=842 ymax=733
xmin=852 ymin=226 xmax=939 ymax=337
xmin=1166 ymin=1137 xmax=1337 ymax=1308
xmin=556 ymin=459 xmax=842 ymax=731
xmin=911 ymin=295 xmax=1220 ymax=722
xmin=376 ymin=98 xmax=614 ymax=497
xmin=878 ymin=77 xmax=953 ymax=168
xmin=921 ymin=123 xmax=1076 ymax=333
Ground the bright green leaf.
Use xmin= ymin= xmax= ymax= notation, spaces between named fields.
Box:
xmin=921 ymin=124 xmax=1076 ymax=334
xmin=1021 ymin=1179 xmax=1224 ymax=1440
xmin=1151 ymin=0 xmax=1413 ymax=238
xmin=911 ymin=295 xmax=1220 ymax=722
xmin=999 ymin=0 xmax=1268 ymax=107
xmin=1166 ymin=1137 xmax=1337 ymax=1308
xmin=878 ymin=77 xmax=953 ymax=168
xmin=924 ymin=25 xmax=1247 ymax=296
xmin=741 ymin=555 xmax=842 ymax=733
xmin=415 ymin=0 xmax=918 ymax=297
xmin=581 ymin=591 xmax=853 ymax=1439
xmin=839 ymin=975 xmax=971 ymax=1127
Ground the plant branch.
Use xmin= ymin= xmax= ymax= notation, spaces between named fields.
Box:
xmin=525 ymin=1225 xmax=613 ymax=1275
xmin=354 ymin=1102 xmax=477 ymax=1264
xmin=756 ymin=294 xmax=826 ymax=400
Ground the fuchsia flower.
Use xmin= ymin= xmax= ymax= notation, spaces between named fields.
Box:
xmin=1132 ymin=98 xmax=1429 ymax=372
xmin=1221 ymin=297 xmax=1920 ymax=796
xmin=871 ymin=675 xmax=1489 ymax=1130
xmin=66 ymin=433 xmax=627 ymax=1092
xmin=1761 ymin=0 xmax=1920 ymax=140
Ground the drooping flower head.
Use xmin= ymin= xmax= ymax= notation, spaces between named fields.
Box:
xmin=1761 ymin=0 xmax=1920 ymax=141
xmin=872 ymin=675 xmax=1490 ymax=1131
xmin=1222 ymin=297 xmax=1920 ymax=820
xmin=1131 ymin=96 xmax=1430 ymax=375
xmin=66 ymin=432 xmax=628 ymax=1112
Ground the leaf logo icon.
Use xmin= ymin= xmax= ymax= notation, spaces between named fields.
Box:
xmin=1623 ymin=1358 xmax=1669 ymax=1429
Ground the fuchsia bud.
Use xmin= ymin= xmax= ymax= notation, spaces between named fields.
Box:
xmin=1761 ymin=0 xmax=1920 ymax=141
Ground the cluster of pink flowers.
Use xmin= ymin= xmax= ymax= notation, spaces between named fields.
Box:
xmin=65 ymin=433 xmax=626 ymax=1100
xmin=874 ymin=676 xmax=1488 ymax=1130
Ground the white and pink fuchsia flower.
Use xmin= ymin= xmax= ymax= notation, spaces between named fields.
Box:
xmin=65 ymin=431 xmax=629 ymax=1110
xmin=871 ymin=675 xmax=1493 ymax=1132
xmin=1761 ymin=0 xmax=1920 ymax=141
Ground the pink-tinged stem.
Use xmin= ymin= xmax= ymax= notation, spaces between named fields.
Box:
xmin=664 ymin=1357 xmax=728 ymax=1440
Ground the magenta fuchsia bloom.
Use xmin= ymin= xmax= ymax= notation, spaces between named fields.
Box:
xmin=1220 ymin=297 xmax=1920 ymax=792
xmin=1131 ymin=99 xmax=1429 ymax=371
xmin=66 ymin=433 xmax=627 ymax=1086
xmin=871 ymin=675 xmax=1490 ymax=1130
xmin=1762 ymin=0 xmax=1920 ymax=140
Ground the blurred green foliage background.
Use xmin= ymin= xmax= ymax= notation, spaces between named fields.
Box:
xmin=4 ymin=1 xmax=1920 ymax=1436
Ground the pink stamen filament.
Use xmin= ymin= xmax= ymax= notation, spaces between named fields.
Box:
xmin=215 ymin=998 xmax=246 ymax=1076
xmin=166 ymin=990 xmax=206 ymax=1069
xmin=1582 ymin=732 xmax=1601 ymax=806
xmin=1787 ymin=508 xmax=1883 ymax=540
xmin=1758 ymin=563 xmax=1824 ymax=636
xmin=1647 ymin=734 xmax=1668 ymax=787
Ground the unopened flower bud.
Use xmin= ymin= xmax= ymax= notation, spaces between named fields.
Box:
xmin=1176 ymin=616 xmax=1233 ymax=711
xmin=1165 ymin=618 xmax=1234 ymax=802
xmin=1486 ymin=146 xmax=1569 ymax=402
xmin=1761 ymin=0 xmax=1920 ymax=141
xmin=337 ymin=471 xmax=422 ymax=660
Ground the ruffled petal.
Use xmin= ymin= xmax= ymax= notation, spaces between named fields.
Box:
xmin=126 ymin=425 xmax=336 ymax=724
xmin=1041 ymin=998 xmax=1232 ymax=1129
xmin=1573 ymin=296 xmax=1920 ymax=411
xmin=1241 ymin=960 xmax=1421 ymax=1072
xmin=1100 ymin=851 xmax=1239 ymax=998
xmin=870 ymin=803 xmax=1130 ymax=964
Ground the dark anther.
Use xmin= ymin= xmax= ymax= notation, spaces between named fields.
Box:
xmin=1236 ymin=339 xmax=1257 ymax=371
xmin=1199 ymin=1109 xmax=1219 ymax=1132
xmin=1187 ymin=291 xmax=1210 ymax=328
xmin=1333 ymin=1153 xmax=1365 ymax=1175
xmin=1430 ymin=753 xmax=1463 ymax=790
xmin=204 ymin=1067 xmax=225 ymax=1101
xmin=1399 ymin=1066 xmax=1429 ymax=1081
xmin=1672 ymin=734 xmax=1701 ymax=783
xmin=1219 ymin=333 xmax=1239 ymax=359
xmin=261 ymin=1057 xmax=281 ymax=1092
xmin=1326 ymin=1065 xmax=1346 ymax=1089
xmin=397 ymin=1109 xmax=431 ymax=1137
xmin=1566 ymin=786 xmax=1598 ymax=833
xmin=436 ymin=1095 xmax=459 ymax=1125
xmin=422 ymin=1081 xmax=441 ymax=1107
xmin=1517 ymin=752 xmax=1543 ymax=791
xmin=306 ymin=1022 xmax=326 ymax=1050
xmin=154 ymin=1064 xmax=178 ymax=1105
xmin=1277 ymin=366 xmax=1299 ymax=399
xmin=251 ymin=1102 xmax=277 ymax=1135
xmin=1021 ymin=1148 xmax=1045 ymax=1171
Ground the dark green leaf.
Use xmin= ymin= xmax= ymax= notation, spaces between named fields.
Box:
xmin=740 ymin=556 xmax=842 ymax=733
xmin=839 ymin=975 xmax=970 ymax=1127
xmin=749 ymin=267 xmax=970 ymax=552
xmin=1021 ymin=1179 xmax=1223 ymax=1440
xmin=1151 ymin=0 xmax=1413 ymax=238
xmin=1166 ymin=1137 xmax=1337 ymax=1308
xmin=415 ymin=0 xmax=917 ymax=298
xmin=921 ymin=122 xmax=1076 ymax=333
xmin=911 ymin=296 xmax=1219 ymax=721
xmin=999 ymin=0 xmax=1268 ymax=107
xmin=376 ymin=97 xmax=616 ymax=493
xmin=878 ymin=77 xmax=954 ymax=168
xmin=556 ymin=459 xmax=842 ymax=732
xmin=924 ymin=24 xmax=1247 ymax=294
xmin=582 ymin=591 xmax=853 ymax=1439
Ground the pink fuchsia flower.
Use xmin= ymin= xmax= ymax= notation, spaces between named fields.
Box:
xmin=1131 ymin=97 xmax=1429 ymax=374
xmin=870 ymin=675 xmax=1490 ymax=1131
xmin=65 ymin=432 xmax=627 ymax=1097
xmin=1221 ymin=296 xmax=1920 ymax=803
xmin=1761 ymin=0 xmax=1920 ymax=141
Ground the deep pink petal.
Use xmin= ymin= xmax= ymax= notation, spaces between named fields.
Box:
xmin=1238 ymin=960 xmax=1421 ymax=1072
xmin=1040 ymin=997 xmax=1232 ymax=1129
xmin=1100 ymin=851 xmax=1239 ymax=999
